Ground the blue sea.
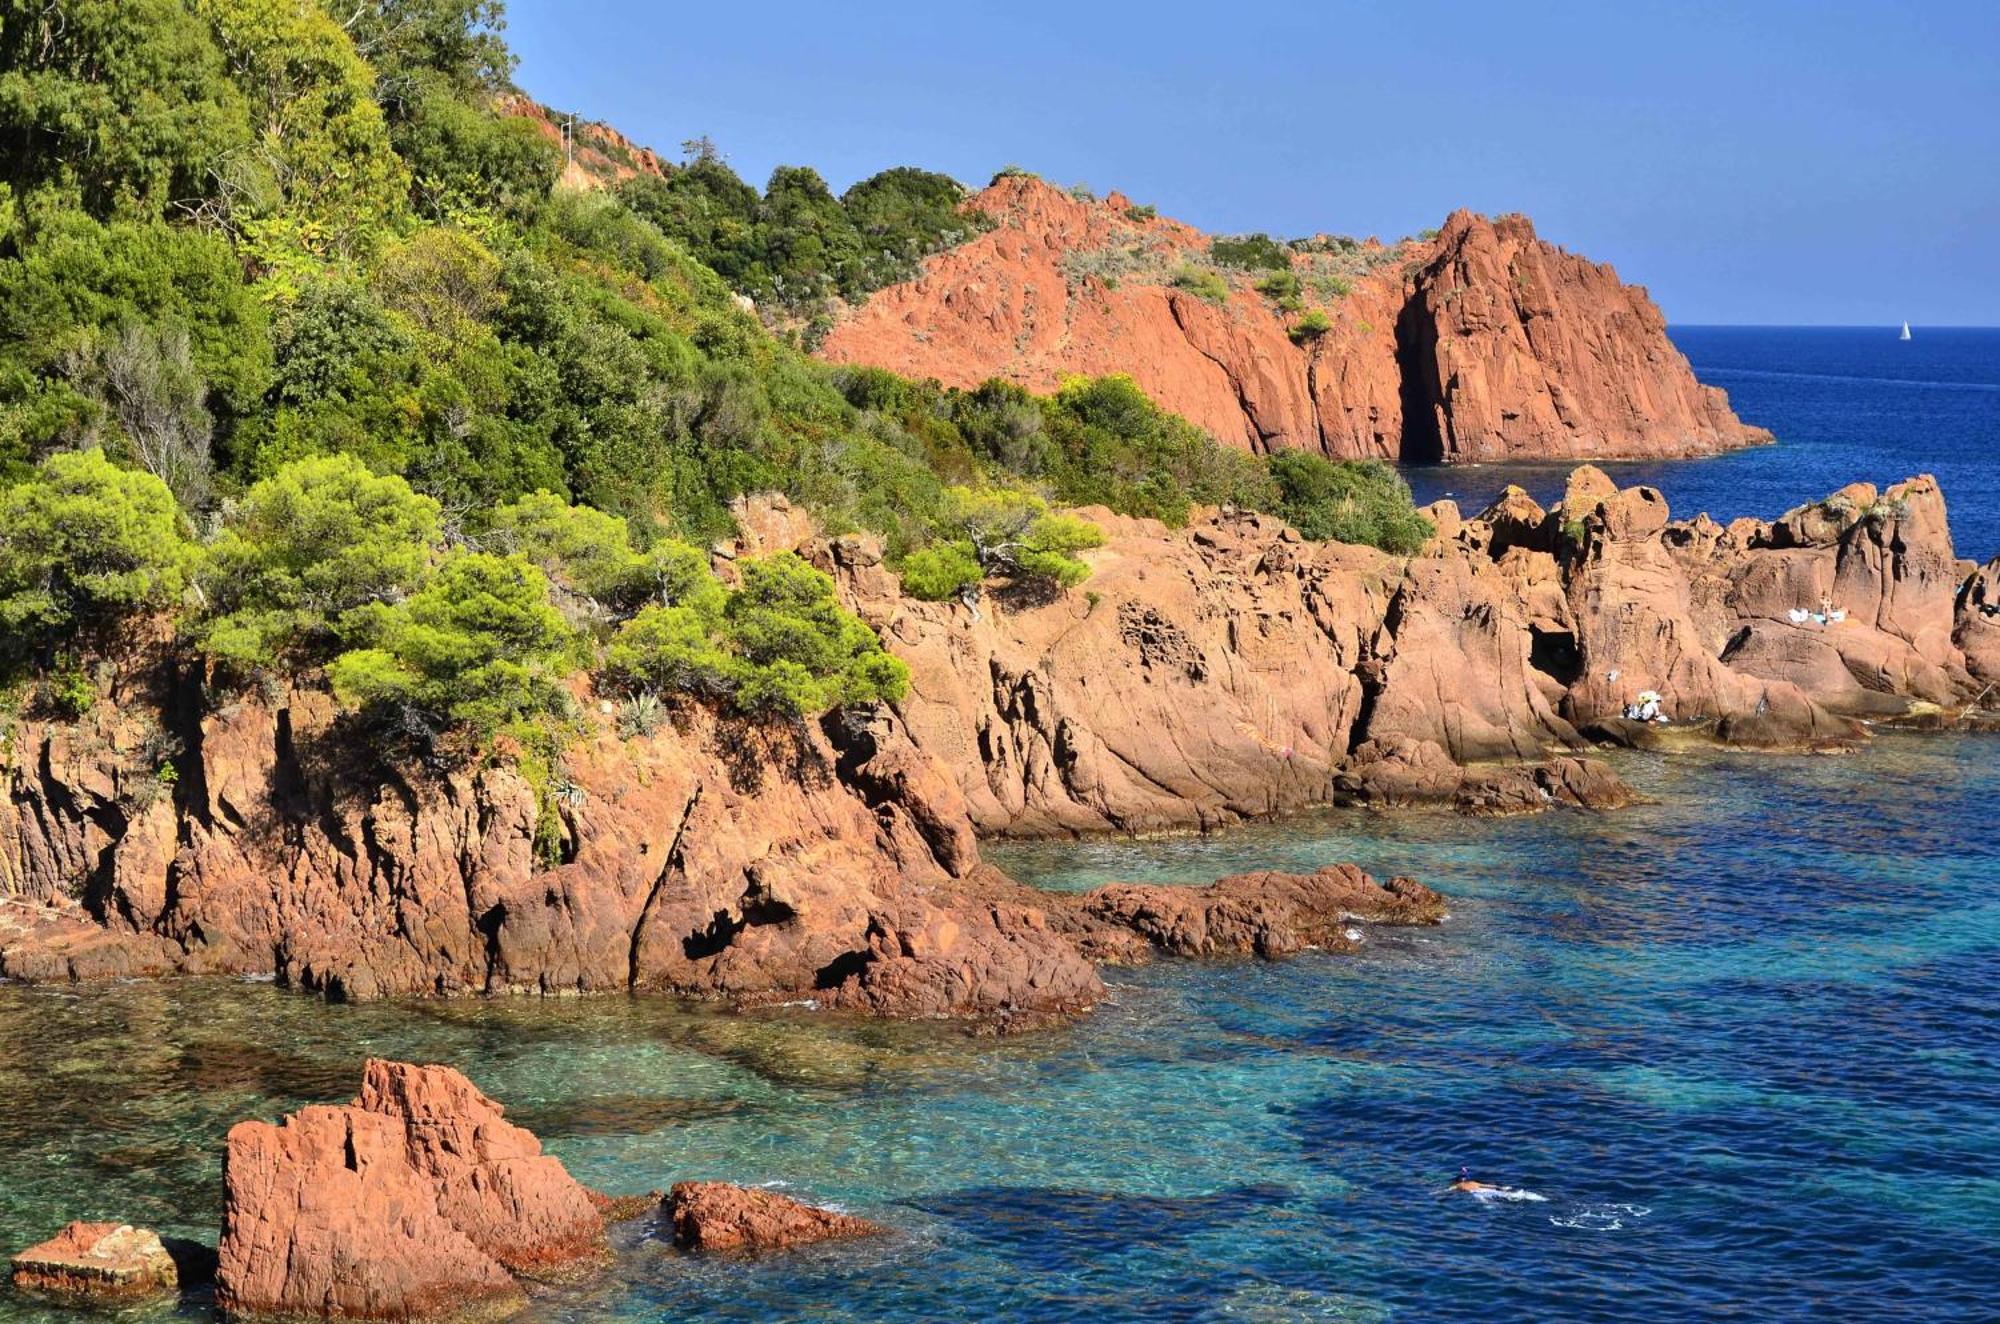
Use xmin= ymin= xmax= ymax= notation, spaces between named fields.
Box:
xmin=1 ymin=329 xmax=1997 ymax=1322
xmin=1404 ymin=326 xmax=2000 ymax=564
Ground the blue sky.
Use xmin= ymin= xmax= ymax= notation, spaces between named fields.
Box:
xmin=507 ymin=0 xmax=1997 ymax=326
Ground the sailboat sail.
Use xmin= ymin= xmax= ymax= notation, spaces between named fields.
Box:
xmin=1899 ymin=321 xmax=1912 ymax=341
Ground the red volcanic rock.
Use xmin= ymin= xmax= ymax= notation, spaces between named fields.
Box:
xmin=1070 ymin=864 xmax=1445 ymax=962
xmin=0 ymin=471 xmax=1983 ymax=1010
xmin=356 ymin=1060 xmax=607 ymax=1277
xmin=667 ymin=1182 xmax=882 ymax=1253
xmin=1400 ymin=212 xmax=1768 ymax=462
xmin=216 ymin=1105 xmax=522 ymax=1321
xmin=819 ymin=177 xmax=1767 ymax=463
xmin=10 ymin=1222 xmax=179 ymax=1301
xmin=215 ymin=1060 xmax=606 ymax=1321
xmin=1957 ymin=556 xmax=2000 ymax=685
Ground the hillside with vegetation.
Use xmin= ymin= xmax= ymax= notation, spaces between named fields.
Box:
xmin=0 ymin=0 xmax=1433 ymax=770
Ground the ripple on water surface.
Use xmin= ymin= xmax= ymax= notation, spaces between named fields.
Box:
xmin=0 ymin=735 xmax=1995 ymax=1322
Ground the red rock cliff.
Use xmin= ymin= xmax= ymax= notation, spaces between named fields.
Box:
xmin=818 ymin=177 xmax=1770 ymax=463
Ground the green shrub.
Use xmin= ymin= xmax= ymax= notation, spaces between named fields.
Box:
xmin=899 ymin=541 xmax=985 ymax=602
xmin=1169 ymin=267 xmax=1230 ymax=305
xmin=42 ymin=667 xmax=99 ymax=720
xmin=0 ymin=449 xmax=193 ymax=665
xmin=723 ymin=553 xmax=909 ymax=716
xmin=1124 ymin=203 xmax=1158 ymax=222
xmin=938 ymin=488 xmax=1104 ymax=594
xmin=199 ymin=455 xmax=441 ymax=667
xmin=329 ymin=552 xmax=577 ymax=742
xmin=1268 ymin=452 xmax=1434 ymax=554
xmin=604 ymin=551 xmax=907 ymax=720
xmin=488 ymin=490 xmax=648 ymax=607
xmin=1209 ymin=233 xmax=1291 ymax=271
xmin=1288 ymin=310 xmax=1334 ymax=344
xmin=1255 ymin=269 xmax=1303 ymax=310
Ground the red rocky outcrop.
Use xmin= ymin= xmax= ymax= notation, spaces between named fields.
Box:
xmin=0 ymin=688 xmax=1101 ymax=1020
xmin=10 ymin=1223 xmax=180 ymax=1302
xmin=2 ymin=475 xmax=1988 ymax=1014
xmin=819 ymin=177 xmax=1769 ymax=463
xmin=215 ymin=1061 xmax=609 ymax=1320
xmin=667 ymin=1182 xmax=882 ymax=1253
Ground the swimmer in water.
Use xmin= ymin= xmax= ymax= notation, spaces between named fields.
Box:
xmin=1448 ymin=1166 xmax=1499 ymax=1194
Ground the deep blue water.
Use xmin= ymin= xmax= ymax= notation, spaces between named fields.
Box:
xmin=1403 ymin=326 xmax=2000 ymax=564
xmin=2 ymin=740 xmax=1996 ymax=1321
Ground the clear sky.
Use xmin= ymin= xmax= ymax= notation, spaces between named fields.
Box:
xmin=506 ymin=0 xmax=1997 ymax=327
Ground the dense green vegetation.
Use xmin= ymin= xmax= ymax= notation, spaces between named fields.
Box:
xmin=618 ymin=144 xmax=990 ymax=340
xmin=0 ymin=0 xmax=1435 ymax=764
xmin=1267 ymin=451 xmax=1433 ymax=555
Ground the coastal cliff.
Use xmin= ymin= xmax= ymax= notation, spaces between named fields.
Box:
xmin=3 ymin=471 xmax=1988 ymax=1015
xmin=818 ymin=177 xmax=1770 ymax=463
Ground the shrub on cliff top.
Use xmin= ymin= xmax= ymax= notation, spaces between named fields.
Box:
xmin=0 ymin=448 xmax=193 ymax=666
xmin=1288 ymin=310 xmax=1333 ymax=344
xmin=1210 ymin=233 xmax=1292 ymax=272
xmin=198 ymin=455 xmax=442 ymax=667
xmin=933 ymin=487 xmax=1104 ymax=597
xmin=604 ymin=551 xmax=907 ymax=721
xmin=1268 ymin=452 xmax=1433 ymax=555
xmin=329 ymin=552 xmax=578 ymax=743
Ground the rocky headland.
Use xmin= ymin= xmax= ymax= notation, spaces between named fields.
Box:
xmin=819 ymin=176 xmax=1772 ymax=463
xmin=1 ymin=469 xmax=1993 ymax=1021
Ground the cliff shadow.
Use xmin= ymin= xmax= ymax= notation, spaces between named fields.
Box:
xmin=1394 ymin=297 xmax=1446 ymax=465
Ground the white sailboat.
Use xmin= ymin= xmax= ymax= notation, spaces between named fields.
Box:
xmin=1899 ymin=321 xmax=1912 ymax=341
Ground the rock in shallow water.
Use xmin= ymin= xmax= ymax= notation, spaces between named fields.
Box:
xmin=667 ymin=1182 xmax=883 ymax=1253
xmin=10 ymin=1222 xmax=179 ymax=1301
xmin=215 ymin=1059 xmax=613 ymax=1321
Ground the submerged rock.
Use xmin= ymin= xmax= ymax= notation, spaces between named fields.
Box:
xmin=666 ymin=1182 xmax=882 ymax=1253
xmin=215 ymin=1060 xmax=617 ymax=1321
xmin=9 ymin=1222 xmax=180 ymax=1302
xmin=1068 ymin=864 xmax=1445 ymax=962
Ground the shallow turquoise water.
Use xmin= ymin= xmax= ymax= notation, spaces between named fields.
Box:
xmin=1 ymin=735 xmax=1996 ymax=1321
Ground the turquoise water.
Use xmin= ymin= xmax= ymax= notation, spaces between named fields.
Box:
xmin=2 ymin=735 xmax=1995 ymax=1321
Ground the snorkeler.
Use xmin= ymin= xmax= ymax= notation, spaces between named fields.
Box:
xmin=1448 ymin=1166 xmax=1499 ymax=1194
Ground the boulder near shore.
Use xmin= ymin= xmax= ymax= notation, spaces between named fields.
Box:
xmin=215 ymin=1060 xmax=613 ymax=1321
xmin=9 ymin=1222 xmax=181 ymax=1303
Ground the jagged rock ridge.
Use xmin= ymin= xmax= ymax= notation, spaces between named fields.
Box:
xmin=818 ymin=176 xmax=1771 ymax=462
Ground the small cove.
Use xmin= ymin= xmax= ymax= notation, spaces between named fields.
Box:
xmin=2 ymin=734 xmax=1994 ymax=1321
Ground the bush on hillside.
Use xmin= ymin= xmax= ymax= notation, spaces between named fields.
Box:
xmin=1169 ymin=267 xmax=1230 ymax=305
xmin=1288 ymin=310 xmax=1333 ymax=344
xmin=1209 ymin=233 xmax=1291 ymax=271
xmin=198 ymin=454 xmax=441 ymax=667
xmin=329 ymin=551 xmax=577 ymax=743
xmin=0 ymin=449 xmax=192 ymax=667
xmin=1268 ymin=452 xmax=1433 ymax=554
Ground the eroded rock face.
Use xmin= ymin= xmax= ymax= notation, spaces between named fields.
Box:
xmin=0 ymin=691 xmax=1101 ymax=1021
xmin=1 ymin=474 xmax=1986 ymax=1013
xmin=666 ymin=1182 xmax=882 ymax=1253
xmin=10 ymin=1223 xmax=179 ymax=1301
xmin=215 ymin=1061 xmax=608 ymax=1321
xmin=819 ymin=177 xmax=1769 ymax=463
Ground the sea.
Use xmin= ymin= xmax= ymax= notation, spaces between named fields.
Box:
xmin=1 ymin=328 xmax=1996 ymax=1322
xmin=1405 ymin=326 xmax=2000 ymax=565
